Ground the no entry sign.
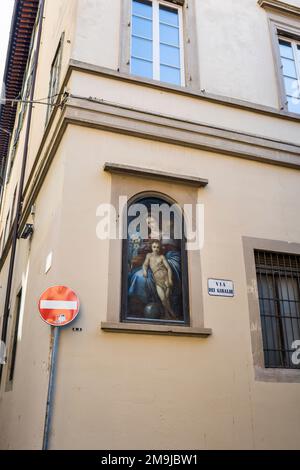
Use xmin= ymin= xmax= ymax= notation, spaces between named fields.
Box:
xmin=38 ymin=286 xmax=80 ymax=326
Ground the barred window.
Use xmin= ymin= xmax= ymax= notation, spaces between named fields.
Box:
xmin=255 ymin=250 xmax=300 ymax=369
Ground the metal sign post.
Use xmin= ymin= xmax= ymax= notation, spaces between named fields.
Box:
xmin=38 ymin=286 xmax=80 ymax=450
xmin=42 ymin=326 xmax=60 ymax=450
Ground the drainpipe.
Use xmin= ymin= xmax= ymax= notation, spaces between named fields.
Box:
xmin=0 ymin=0 xmax=46 ymax=381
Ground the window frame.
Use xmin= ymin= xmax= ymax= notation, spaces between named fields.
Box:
xmin=119 ymin=0 xmax=200 ymax=90
xmin=254 ymin=250 xmax=300 ymax=370
xmin=46 ymin=33 xmax=65 ymax=125
xmin=7 ymin=289 xmax=23 ymax=387
xmin=3 ymin=211 xmax=10 ymax=248
xmin=243 ymin=236 xmax=300 ymax=383
xmin=130 ymin=0 xmax=185 ymax=86
xmin=101 ymin=170 xmax=211 ymax=338
xmin=267 ymin=14 xmax=300 ymax=114
xmin=120 ymin=193 xmax=190 ymax=326
xmin=278 ymin=34 xmax=300 ymax=113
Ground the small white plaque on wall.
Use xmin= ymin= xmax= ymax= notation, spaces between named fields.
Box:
xmin=208 ymin=279 xmax=234 ymax=297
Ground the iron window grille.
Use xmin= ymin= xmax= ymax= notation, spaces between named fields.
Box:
xmin=255 ymin=250 xmax=300 ymax=369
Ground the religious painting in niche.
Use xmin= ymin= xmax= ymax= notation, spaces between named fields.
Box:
xmin=122 ymin=196 xmax=189 ymax=324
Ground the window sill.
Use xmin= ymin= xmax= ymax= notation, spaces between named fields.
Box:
xmin=254 ymin=365 xmax=300 ymax=383
xmin=101 ymin=322 xmax=212 ymax=337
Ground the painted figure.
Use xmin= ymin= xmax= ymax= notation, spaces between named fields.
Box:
xmin=126 ymin=197 xmax=184 ymax=322
xmin=142 ymin=240 xmax=176 ymax=320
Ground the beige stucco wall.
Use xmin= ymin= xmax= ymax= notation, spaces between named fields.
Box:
xmin=2 ymin=0 xmax=300 ymax=238
xmin=0 ymin=132 xmax=68 ymax=449
xmin=1 ymin=0 xmax=300 ymax=450
xmin=72 ymin=0 xmax=300 ymax=107
xmin=70 ymin=70 xmax=300 ymax=144
xmin=73 ymin=0 xmax=121 ymax=70
xmin=0 ymin=126 xmax=300 ymax=449
xmin=197 ymin=0 xmax=279 ymax=106
xmin=25 ymin=0 xmax=77 ymax=175
xmin=0 ymin=0 xmax=77 ymax=237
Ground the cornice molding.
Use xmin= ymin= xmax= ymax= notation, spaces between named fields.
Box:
xmin=65 ymin=96 xmax=300 ymax=169
xmin=103 ymin=163 xmax=209 ymax=188
xmin=69 ymin=60 xmax=300 ymax=123
xmin=3 ymin=58 xmax=300 ymax=272
xmin=21 ymin=94 xmax=300 ymax=234
xmin=2 ymin=88 xmax=300 ymax=271
xmin=258 ymin=0 xmax=300 ymax=17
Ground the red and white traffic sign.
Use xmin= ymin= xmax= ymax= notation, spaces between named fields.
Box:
xmin=38 ymin=286 xmax=80 ymax=326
